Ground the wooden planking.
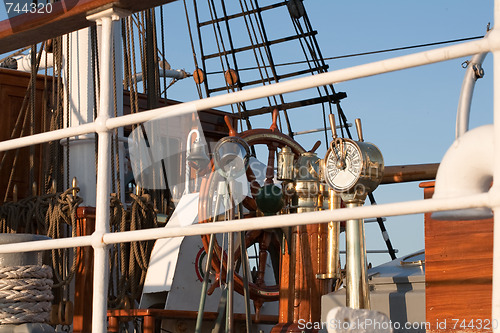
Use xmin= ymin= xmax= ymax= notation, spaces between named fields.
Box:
xmin=0 ymin=0 xmax=178 ymax=54
xmin=421 ymin=181 xmax=493 ymax=333
xmin=381 ymin=163 xmax=439 ymax=184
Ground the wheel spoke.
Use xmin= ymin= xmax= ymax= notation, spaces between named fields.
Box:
xmin=256 ymin=231 xmax=272 ymax=287
xmin=265 ymin=144 xmax=278 ymax=185
xmin=246 ymin=165 xmax=261 ymax=198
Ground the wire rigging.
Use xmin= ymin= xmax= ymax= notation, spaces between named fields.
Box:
xmin=253 ymin=0 xmax=293 ymax=136
xmin=238 ymin=0 xmax=280 ymax=132
xmin=204 ymin=35 xmax=485 ymax=75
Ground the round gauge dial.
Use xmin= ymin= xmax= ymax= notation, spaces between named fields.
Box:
xmin=324 ymin=140 xmax=362 ymax=191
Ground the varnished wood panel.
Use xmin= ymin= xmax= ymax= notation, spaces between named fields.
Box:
xmin=271 ymin=223 xmax=329 ymax=333
xmin=421 ymin=181 xmax=493 ymax=333
xmin=0 ymin=0 xmax=178 ymax=54
xmin=73 ymin=207 xmax=95 ymax=333
xmin=0 ymin=68 xmax=51 ymax=201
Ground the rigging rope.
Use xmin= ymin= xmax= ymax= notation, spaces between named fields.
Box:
xmin=289 ymin=10 xmax=335 ymax=145
xmin=46 ymin=188 xmax=82 ymax=288
xmin=109 ymin=192 xmax=158 ymax=307
xmin=183 ymin=0 xmax=204 ymax=99
xmin=205 ymin=0 xmax=239 ymax=118
xmin=111 ymin=39 xmax=118 ymax=195
xmin=91 ymin=25 xmax=100 ymax=183
xmin=65 ymin=34 xmax=71 ymax=191
xmin=151 ymin=9 xmax=162 ymax=101
xmin=192 ymin=0 xmax=212 ymax=99
xmin=159 ymin=5 xmax=168 ymax=100
xmin=253 ymin=0 xmax=293 ymax=136
xmin=0 ymin=42 xmax=47 ymax=202
xmin=0 ymin=187 xmax=82 ymax=288
xmin=3 ymin=100 xmax=31 ymax=203
xmin=239 ymin=0 xmax=280 ymax=132
xmin=53 ymin=36 xmax=65 ymax=193
xmin=219 ymin=0 xmax=250 ymax=132
xmin=29 ymin=44 xmax=36 ymax=189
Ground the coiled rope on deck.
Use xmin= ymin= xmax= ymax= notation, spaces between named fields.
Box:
xmin=0 ymin=265 xmax=53 ymax=324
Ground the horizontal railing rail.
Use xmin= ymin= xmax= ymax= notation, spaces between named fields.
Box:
xmin=0 ymin=193 xmax=492 ymax=254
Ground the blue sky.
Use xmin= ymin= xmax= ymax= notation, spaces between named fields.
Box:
xmin=0 ymin=0 xmax=495 ymax=266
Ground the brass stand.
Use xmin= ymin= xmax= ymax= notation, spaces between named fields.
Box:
xmin=322 ymin=115 xmax=384 ymax=310
xmin=316 ymin=189 xmax=341 ymax=280
xmin=345 ymin=200 xmax=370 ymax=309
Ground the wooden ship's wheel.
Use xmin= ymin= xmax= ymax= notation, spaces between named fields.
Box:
xmin=198 ymin=110 xmax=304 ymax=306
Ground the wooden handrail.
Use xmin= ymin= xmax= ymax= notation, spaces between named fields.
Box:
xmin=107 ymin=308 xmax=278 ymax=324
xmin=381 ymin=163 xmax=439 ymax=184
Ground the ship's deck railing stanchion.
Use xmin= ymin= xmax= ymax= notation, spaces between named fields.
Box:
xmin=86 ymin=7 xmax=129 ymax=333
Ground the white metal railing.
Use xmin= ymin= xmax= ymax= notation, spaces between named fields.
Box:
xmin=0 ymin=193 xmax=492 ymax=255
xmin=0 ymin=2 xmax=499 ymax=332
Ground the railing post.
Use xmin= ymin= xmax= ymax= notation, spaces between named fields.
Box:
xmin=86 ymin=7 xmax=130 ymax=333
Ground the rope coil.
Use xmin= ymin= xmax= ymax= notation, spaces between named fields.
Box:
xmin=0 ymin=265 xmax=53 ymax=324
xmin=108 ymin=193 xmax=158 ymax=308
